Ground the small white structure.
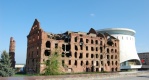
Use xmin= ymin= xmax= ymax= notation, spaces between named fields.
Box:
xmin=97 ymin=28 xmax=142 ymax=70
xmin=15 ymin=64 xmax=25 ymax=72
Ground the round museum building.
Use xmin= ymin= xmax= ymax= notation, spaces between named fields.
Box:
xmin=97 ymin=28 xmax=142 ymax=70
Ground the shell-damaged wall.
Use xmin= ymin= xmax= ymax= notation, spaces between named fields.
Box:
xmin=25 ymin=19 xmax=120 ymax=74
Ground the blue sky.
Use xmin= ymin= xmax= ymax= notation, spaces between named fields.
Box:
xmin=0 ymin=0 xmax=149 ymax=64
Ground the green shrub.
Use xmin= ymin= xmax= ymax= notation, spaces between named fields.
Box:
xmin=42 ymin=49 xmax=62 ymax=75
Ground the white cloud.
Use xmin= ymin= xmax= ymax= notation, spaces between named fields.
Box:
xmin=90 ymin=13 xmax=95 ymax=17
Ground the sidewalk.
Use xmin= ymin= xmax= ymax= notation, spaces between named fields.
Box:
xmin=1 ymin=71 xmax=149 ymax=80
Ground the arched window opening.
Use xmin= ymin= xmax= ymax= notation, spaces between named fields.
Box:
xmin=100 ymin=47 xmax=103 ymax=53
xmin=66 ymin=52 xmax=72 ymax=57
xmin=75 ymin=45 xmax=78 ymax=50
xmin=74 ymin=52 xmax=77 ymax=58
xmin=96 ymin=54 xmax=98 ymax=58
xmin=69 ymin=60 xmax=71 ymax=65
xmin=74 ymin=37 xmax=77 ymax=42
xmin=107 ymin=48 xmax=109 ymax=53
xmin=44 ymin=50 xmax=50 ymax=56
xmin=80 ymin=38 xmax=83 ymax=43
xmin=86 ymin=39 xmax=89 ymax=43
xmin=111 ymin=49 xmax=114 ymax=53
xmin=91 ymin=47 xmax=94 ymax=51
xmin=112 ymin=61 xmax=114 ymax=65
xmin=46 ymin=41 xmax=51 ymax=48
xmin=111 ymin=55 xmax=113 ymax=59
xmin=86 ymin=53 xmax=89 ymax=58
xmin=95 ymin=40 xmax=98 ymax=44
xmin=86 ymin=46 xmax=88 ymax=51
xmin=91 ymin=54 xmax=94 ymax=58
xmin=81 ymin=61 xmax=83 ymax=66
xmin=79 ymin=53 xmax=83 ymax=59
xmin=115 ymin=55 xmax=117 ymax=59
xmin=115 ymin=68 xmax=118 ymax=71
xmin=96 ymin=47 xmax=98 ymax=51
xmin=74 ymin=60 xmax=77 ymax=66
xmin=107 ymin=61 xmax=110 ymax=66
xmin=115 ymin=61 xmax=118 ymax=65
xmin=91 ymin=39 xmax=94 ymax=44
xmin=100 ymin=41 xmax=102 ymax=45
xmin=115 ymin=49 xmax=117 ymax=53
xmin=96 ymin=61 xmax=99 ymax=66
xmin=100 ymin=55 xmax=103 ymax=59
xmin=86 ymin=61 xmax=89 ymax=65
xmin=111 ymin=68 xmax=114 ymax=72
xmin=107 ymin=55 xmax=109 ymax=59
xmin=62 ymin=52 xmax=65 ymax=57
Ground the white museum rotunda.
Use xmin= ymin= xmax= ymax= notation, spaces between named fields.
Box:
xmin=97 ymin=28 xmax=142 ymax=70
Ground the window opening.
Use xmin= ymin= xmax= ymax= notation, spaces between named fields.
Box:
xmin=86 ymin=53 xmax=89 ymax=58
xmin=91 ymin=39 xmax=94 ymax=44
xmin=55 ymin=43 xmax=58 ymax=48
xmin=66 ymin=52 xmax=72 ymax=57
xmin=75 ymin=52 xmax=77 ymax=58
xmin=81 ymin=61 xmax=83 ymax=66
xmin=91 ymin=54 xmax=94 ymax=58
xmin=79 ymin=53 xmax=83 ymax=58
xmin=69 ymin=60 xmax=71 ymax=65
xmin=46 ymin=41 xmax=51 ymax=48
xmin=91 ymin=47 xmax=94 ymax=51
xmin=74 ymin=37 xmax=77 ymax=42
xmin=74 ymin=60 xmax=77 ymax=66
xmin=86 ymin=39 xmax=89 ymax=43
xmin=86 ymin=46 xmax=88 ymax=51
xmin=95 ymin=40 xmax=98 ymax=44
xmin=44 ymin=50 xmax=50 ymax=56
xmin=75 ymin=45 xmax=78 ymax=50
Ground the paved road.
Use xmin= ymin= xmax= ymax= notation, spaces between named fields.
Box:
xmin=99 ymin=74 xmax=149 ymax=80
xmin=100 ymin=76 xmax=149 ymax=80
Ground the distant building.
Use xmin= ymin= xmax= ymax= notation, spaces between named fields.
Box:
xmin=25 ymin=19 xmax=120 ymax=74
xmin=138 ymin=52 xmax=149 ymax=70
xmin=97 ymin=28 xmax=142 ymax=70
xmin=9 ymin=37 xmax=16 ymax=68
xmin=15 ymin=64 xmax=25 ymax=72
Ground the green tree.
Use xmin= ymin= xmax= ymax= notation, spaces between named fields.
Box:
xmin=43 ymin=50 xmax=62 ymax=75
xmin=0 ymin=50 xmax=15 ymax=77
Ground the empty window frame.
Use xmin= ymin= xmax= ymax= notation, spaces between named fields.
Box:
xmin=86 ymin=39 xmax=89 ymax=43
xmin=86 ymin=53 xmax=89 ymax=58
xmin=91 ymin=39 xmax=94 ymax=44
xmin=69 ymin=60 xmax=71 ymax=65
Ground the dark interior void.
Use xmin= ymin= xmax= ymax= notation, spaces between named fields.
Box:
xmin=62 ymin=44 xmax=71 ymax=51
xmin=79 ymin=53 xmax=83 ymax=58
xmin=64 ymin=37 xmax=71 ymax=42
xmin=107 ymin=39 xmax=113 ymax=46
xmin=62 ymin=44 xmax=65 ymax=51
xmin=66 ymin=52 xmax=72 ymax=57
xmin=80 ymin=38 xmax=83 ymax=42
xmin=121 ymin=59 xmax=141 ymax=66
xmin=66 ymin=44 xmax=71 ymax=51
xmin=75 ymin=45 xmax=78 ymax=50
xmin=44 ymin=50 xmax=51 ymax=56
xmin=46 ymin=41 xmax=51 ymax=48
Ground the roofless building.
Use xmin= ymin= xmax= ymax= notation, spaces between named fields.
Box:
xmin=25 ymin=19 xmax=120 ymax=74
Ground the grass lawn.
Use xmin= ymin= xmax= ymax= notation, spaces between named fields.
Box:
xmin=14 ymin=73 xmax=40 ymax=77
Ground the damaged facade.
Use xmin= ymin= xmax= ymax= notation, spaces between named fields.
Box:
xmin=25 ymin=19 xmax=120 ymax=74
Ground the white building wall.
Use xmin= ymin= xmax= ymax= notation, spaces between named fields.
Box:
xmin=111 ymin=34 xmax=140 ymax=64
xmin=97 ymin=28 xmax=142 ymax=70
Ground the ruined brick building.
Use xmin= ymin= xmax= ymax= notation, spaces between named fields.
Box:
xmin=25 ymin=19 xmax=120 ymax=74
xmin=9 ymin=37 xmax=16 ymax=68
